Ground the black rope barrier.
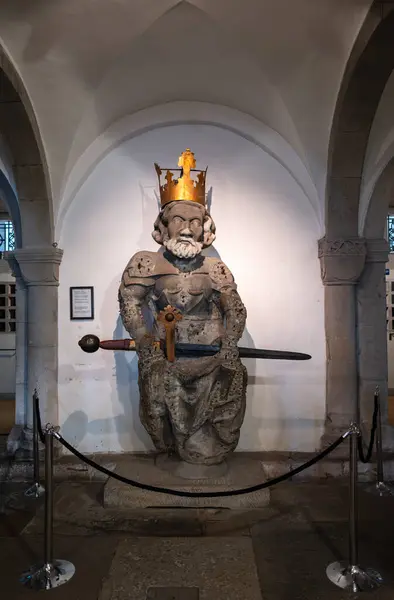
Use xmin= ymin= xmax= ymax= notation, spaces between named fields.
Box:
xmin=357 ymin=391 xmax=379 ymax=464
xmin=55 ymin=431 xmax=347 ymax=498
xmin=34 ymin=391 xmax=45 ymax=445
xmin=34 ymin=391 xmax=347 ymax=497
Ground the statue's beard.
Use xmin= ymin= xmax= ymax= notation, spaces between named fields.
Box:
xmin=164 ymin=236 xmax=203 ymax=259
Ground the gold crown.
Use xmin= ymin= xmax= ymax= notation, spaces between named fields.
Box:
xmin=154 ymin=148 xmax=207 ymax=207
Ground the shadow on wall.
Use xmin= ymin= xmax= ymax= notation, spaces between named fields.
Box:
xmin=111 ymin=313 xmax=152 ymax=450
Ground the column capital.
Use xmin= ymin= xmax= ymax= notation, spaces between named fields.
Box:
xmin=4 ymin=246 xmax=63 ymax=287
xmin=365 ymin=238 xmax=390 ymax=263
xmin=318 ymin=236 xmax=366 ymax=286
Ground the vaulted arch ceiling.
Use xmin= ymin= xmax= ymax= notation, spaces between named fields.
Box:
xmin=0 ymin=60 xmax=51 ymax=246
xmin=0 ymin=0 xmax=373 ymax=219
xmin=326 ymin=2 xmax=394 ymax=238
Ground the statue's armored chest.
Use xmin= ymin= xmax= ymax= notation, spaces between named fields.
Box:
xmin=152 ymin=272 xmax=213 ymax=313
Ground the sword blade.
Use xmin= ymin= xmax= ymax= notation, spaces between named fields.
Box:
xmin=239 ymin=347 xmax=311 ymax=361
xmin=174 ymin=343 xmax=311 ymax=361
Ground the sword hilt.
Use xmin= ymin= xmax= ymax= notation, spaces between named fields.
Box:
xmin=157 ymin=305 xmax=182 ymax=362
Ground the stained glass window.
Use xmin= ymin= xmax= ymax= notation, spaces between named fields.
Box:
xmin=0 ymin=220 xmax=15 ymax=252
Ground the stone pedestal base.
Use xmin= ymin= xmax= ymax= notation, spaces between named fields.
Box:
xmin=104 ymin=453 xmax=270 ymax=509
xmin=156 ymin=454 xmax=229 ymax=479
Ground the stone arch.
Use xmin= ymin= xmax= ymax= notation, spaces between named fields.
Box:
xmin=0 ymin=49 xmax=60 ymax=451
xmin=0 ymin=51 xmax=52 ymax=245
xmin=320 ymin=2 xmax=394 ymax=443
xmin=357 ymin=159 xmax=394 ymax=446
xmin=326 ymin=2 xmax=394 ymax=237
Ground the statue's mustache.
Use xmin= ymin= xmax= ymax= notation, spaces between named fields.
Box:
xmin=164 ymin=236 xmax=202 ymax=258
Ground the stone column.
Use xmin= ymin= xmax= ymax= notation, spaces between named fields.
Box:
xmin=5 ymin=247 xmax=63 ymax=445
xmin=318 ymin=237 xmax=366 ymax=442
xmin=357 ymin=238 xmax=390 ymax=446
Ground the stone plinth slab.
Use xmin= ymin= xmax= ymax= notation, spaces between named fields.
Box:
xmin=103 ymin=454 xmax=270 ymax=509
xmin=98 ymin=537 xmax=262 ymax=600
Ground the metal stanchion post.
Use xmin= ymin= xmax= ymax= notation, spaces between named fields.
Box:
xmin=25 ymin=391 xmax=45 ymax=499
xmin=365 ymin=387 xmax=394 ymax=497
xmin=20 ymin=424 xmax=75 ymax=590
xmin=326 ymin=423 xmax=383 ymax=592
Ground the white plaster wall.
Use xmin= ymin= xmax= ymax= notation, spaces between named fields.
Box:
xmin=56 ymin=102 xmax=322 ymax=235
xmin=0 ymin=261 xmax=15 ymax=395
xmin=58 ymin=123 xmax=325 ymax=454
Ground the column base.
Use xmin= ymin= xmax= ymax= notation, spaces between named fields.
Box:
xmin=4 ymin=425 xmax=61 ymax=460
xmin=321 ymin=414 xmax=353 ymax=457
xmin=5 ymin=424 xmax=24 ymax=455
xmin=4 ymin=425 xmax=39 ymax=461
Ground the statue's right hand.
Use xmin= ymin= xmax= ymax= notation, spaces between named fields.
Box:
xmin=136 ymin=333 xmax=156 ymax=351
xmin=136 ymin=334 xmax=166 ymax=365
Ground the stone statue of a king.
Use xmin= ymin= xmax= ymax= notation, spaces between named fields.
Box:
xmin=118 ymin=149 xmax=247 ymax=466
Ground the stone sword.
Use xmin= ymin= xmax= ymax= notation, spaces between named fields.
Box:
xmin=78 ymin=335 xmax=312 ymax=361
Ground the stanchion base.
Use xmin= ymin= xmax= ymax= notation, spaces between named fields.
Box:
xmin=20 ymin=560 xmax=75 ymax=590
xmin=326 ymin=562 xmax=383 ymax=592
xmin=24 ymin=482 xmax=45 ymax=499
xmin=364 ymin=481 xmax=394 ymax=497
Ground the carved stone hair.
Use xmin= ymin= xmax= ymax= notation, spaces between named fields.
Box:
xmin=152 ymin=201 xmax=216 ymax=248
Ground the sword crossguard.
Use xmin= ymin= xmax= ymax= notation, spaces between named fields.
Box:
xmin=157 ymin=305 xmax=182 ymax=362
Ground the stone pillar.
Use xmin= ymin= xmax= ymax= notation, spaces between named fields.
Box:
xmin=318 ymin=237 xmax=366 ymax=442
xmin=357 ymin=238 xmax=390 ymax=446
xmin=5 ymin=247 xmax=63 ymax=445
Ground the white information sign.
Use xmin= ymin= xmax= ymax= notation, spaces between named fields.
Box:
xmin=70 ymin=287 xmax=94 ymax=320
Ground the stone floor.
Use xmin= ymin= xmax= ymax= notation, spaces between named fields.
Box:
xmin=1 ymin=472 xmax=394 ymax=599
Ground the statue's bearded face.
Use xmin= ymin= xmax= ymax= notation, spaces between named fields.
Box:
xmin=164 ymin=203 xmax=204 ymax=259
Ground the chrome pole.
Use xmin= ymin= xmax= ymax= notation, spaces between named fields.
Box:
xmin=326 ymin=424 xmax=382 ymax=592
xmin=376 ymin=388 xmax=384 ymax=484
xmin=44 ymin=426 xmax=54 ymax=567
xmin=349 ymin=424 xmax=358 ymax=568
xmin=20 ymin=424 xmax=75 ymax=590
xmin=365 ymin=387 xmax=394 ymax=497
xmin=25 ymin=391 xmax=45 ymax=499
